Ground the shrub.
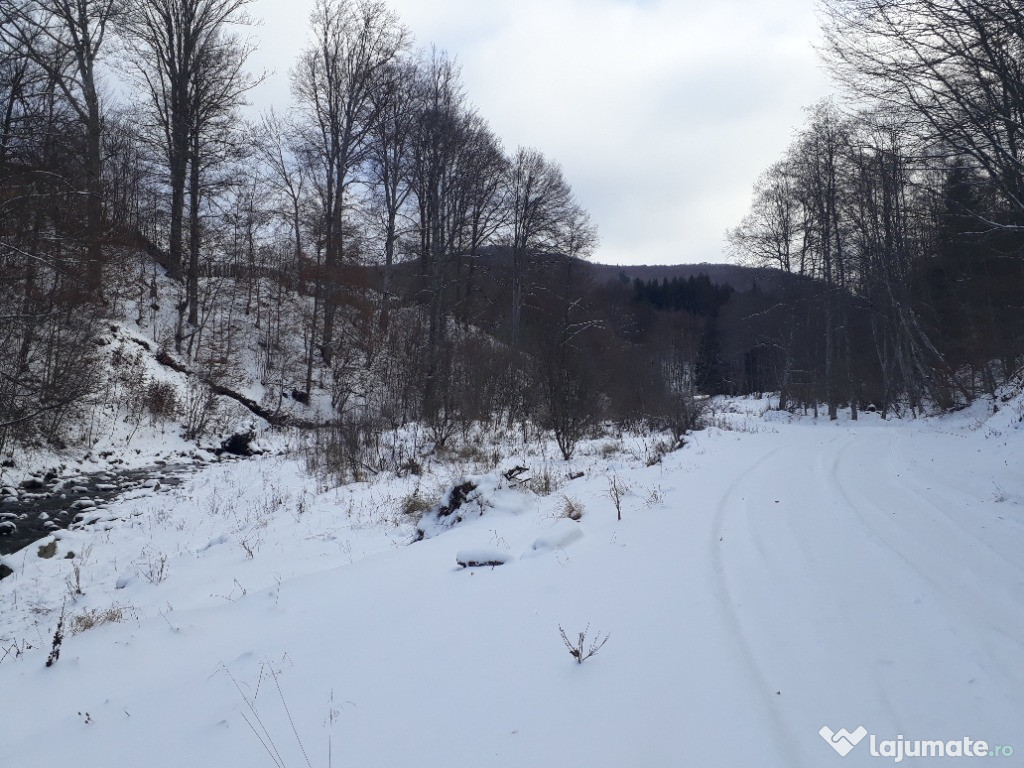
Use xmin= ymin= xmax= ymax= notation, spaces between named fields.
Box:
xmin=145 ymin=380 xmax=179 ymax=421
xmin=558 ymin=623 xmax=610 ymax=664
xmin=607 ymin=474 xmax=629 ymax=520
xmin=665 ymin=392 xmax=708 ymax=446
xmin=182 ymin=379 xmax=219 ymax=440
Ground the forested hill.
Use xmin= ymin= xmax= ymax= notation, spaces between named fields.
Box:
xmin=591 ymin=262 xmax=785 ymax=293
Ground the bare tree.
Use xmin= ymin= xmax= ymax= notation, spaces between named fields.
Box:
xmin=727 ymin=160 xmax=811 ymax=410
xmin=454 ymin=114 xmax=507 ymax=324
xmin=1 ymin=0 xmax=121 ymax=290
xmin=729 ymin=160 xmax=805 ymax=275
xmin=366 ymin=57 xmax=417 ymax=317
xmin=0 ymin=20 xmax=38 ymax=184
xmin=183 ymin=25 xmax=258 ymax=337
xmin=845 ymin=117 xmax=960 ymax=410
xmin=535 ymin=206 xmax=600 ymax=459
xmin=506 ymin=147 xmax=574 ymax=343
xmin=821 ymin=0 xmax=1024 ymax=230
xmin=404 ymin=50 xmax=474 ymax=428
xmin=254 ymin=110 xmax=320 ymax=394
xmin=290 ymin=0 xmax=408 ymax=365
xmin=121 ymin=0 xmax=254 ymax=298
xmin=793 ymin=101 xmax=853 ymax=419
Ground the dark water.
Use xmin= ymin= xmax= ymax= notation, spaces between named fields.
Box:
xmin=0 ymin=462 xmax=200 ymax=556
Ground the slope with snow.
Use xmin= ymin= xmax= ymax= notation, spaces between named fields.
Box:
xmin=1 ymin=397 xmax=1022 ymax=767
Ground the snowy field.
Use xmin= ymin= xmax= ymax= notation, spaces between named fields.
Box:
xmin=1 ymin=396 xmax=1023 ymax=767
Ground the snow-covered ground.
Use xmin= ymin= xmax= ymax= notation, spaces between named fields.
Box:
xmin=1 ymin=396 xmax=1022 ymax=766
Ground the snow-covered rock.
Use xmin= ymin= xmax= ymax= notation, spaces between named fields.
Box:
xmin=455 ymin=548 xmax=515 ymax=568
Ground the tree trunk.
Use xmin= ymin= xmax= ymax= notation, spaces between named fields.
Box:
xmin=168 ymin=150 xmax=186 ymax=281
xmin=83 ymin=77 xmax=104 ymax=292
xmin=187 ymin=147 xmax=200 ymax=328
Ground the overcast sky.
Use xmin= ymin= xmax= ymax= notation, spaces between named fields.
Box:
xmin=246 ymin=0 xmax=834 ymax=266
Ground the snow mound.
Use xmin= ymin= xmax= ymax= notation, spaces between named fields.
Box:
xmin=985 ymin=380 xmax=1024 ymax=433
xmin=415 ymin=469 xmax=529 ymax=540
xmin=524 ymin=518 xmax=584 ymax=556
xmin=416 ymin=479 xmax=487 ymax=539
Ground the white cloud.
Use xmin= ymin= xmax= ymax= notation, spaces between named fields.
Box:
xmin=247 ymin=0 xmax=834 ymax=266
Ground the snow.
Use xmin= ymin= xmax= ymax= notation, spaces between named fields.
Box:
xmin=525 ymin=517 xmax=585 ymax=555
xmin=1 ymin=395 xmax=1022 ymax=766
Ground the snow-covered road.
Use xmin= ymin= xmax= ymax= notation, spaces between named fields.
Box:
xmin=705 ymin=419 xmax=1024 ymax=765
xmin=1 ymin=401 xmax=1021 ymax=766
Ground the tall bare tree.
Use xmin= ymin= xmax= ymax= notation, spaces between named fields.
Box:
xmin=506 ymin=147 xmax=574 ymax=343
xmin=366 ymin=57 xmax=417 ymax=315
xmin=290 ymin=0 xmax=408 ymax=365
xmin=455 ymin=114 xmax=507 ymax=323
xmin=121 ymin=0 xmax=253 ymax=288
xmin=822 ymin=0 xmax=1024 ymax=230
xmin=1 ymin=0 xmax=121 ymax=289
xmin=254 ymin=110 xmax=319 ymax=394
xmin=405 ymin=50 xmax=472 ymax=426
xmin=183 ymin=26 xmax=256 ymax=332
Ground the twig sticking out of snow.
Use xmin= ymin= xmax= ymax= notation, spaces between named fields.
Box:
xmin=220 ymin=660 xmax=314 ymax=768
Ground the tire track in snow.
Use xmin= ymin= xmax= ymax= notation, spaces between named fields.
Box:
xmin=709 ymin=443 xmax=805 ymax=766
xmin=827 ymin=433 xmax=1024 ymax=656
xmin=808 ymin=431 xmax=905 ymax=727
xmin=710 ymin=431 xmax=909 ymax=762
xmin=825 ymin=429 xmax=1024 ymax=722
xmin=705 ymin=419 xmax=1024 ymax=762
xmin=886 ymin=430 xmax=1024 ymax=576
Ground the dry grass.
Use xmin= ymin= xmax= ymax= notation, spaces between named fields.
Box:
xmin=400 ymin=489 xmax=434 ymax=518
xmin=557 ymin=495 xmax=585 ymax=521
xmin=70 ymin=604 xmax=134 ymax=635
xmin=527 ymin=465 xmax=561 ymax=496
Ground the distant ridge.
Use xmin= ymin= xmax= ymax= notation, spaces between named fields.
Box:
xmin=388 ymin=248 xmax=790 ymax=295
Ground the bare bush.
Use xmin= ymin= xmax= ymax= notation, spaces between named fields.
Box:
xmin=643 ymin=437 xmax=675 ymax=467
xmin=182 ymin=379 xmax=220 ymax=441
xmin=558 ymin=623 xmax=610 ymax=665
xmin=527 ymin=465 xmax=561 ymax=496
xmin=136 ymin=549 xmax=169 ymax=584
xmin=109 ymin=346 xmax=148 ymax=423
xmin=607 ymin=474 xmax=629 ymax=521
xmin=665 ymin=392 xmax=708 ymax=447
xmin=0 ymin=301 xmax=104 ymax=454
xmin=145 ymin=380 xmax=179 ymax=422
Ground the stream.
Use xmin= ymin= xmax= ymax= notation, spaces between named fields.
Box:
xmin=0 ymin=461 xmax=203 ymax=557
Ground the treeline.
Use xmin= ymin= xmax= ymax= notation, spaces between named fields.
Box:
xmin=631 ymin=275 xmax=733 ymax=316
xmin=727 ymin=0 xmax=1024 ymax=416
xmin=0 ymin=0 xmax=706 ymax=460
